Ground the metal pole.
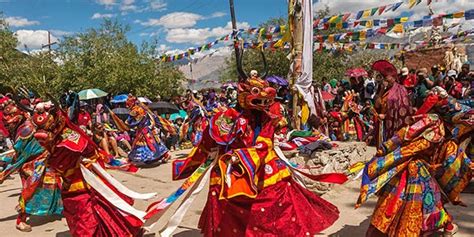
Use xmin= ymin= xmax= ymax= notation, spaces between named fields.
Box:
xmin=229 ymin=0 xmax=242 ymax=79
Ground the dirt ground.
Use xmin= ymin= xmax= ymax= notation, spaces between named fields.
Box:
xmin=0 ymin=149 xmax=473 ymax=237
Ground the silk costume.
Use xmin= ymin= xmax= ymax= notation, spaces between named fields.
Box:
xmin=357 ymin=87 xmax=473 ymax=236
xmin=32 ymin=104 xmax=155 ymax=237
xmin=151 ymin=77 xmax=347 ymax=237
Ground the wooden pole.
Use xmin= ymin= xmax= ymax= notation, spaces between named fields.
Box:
xmin=229 ymin=0 xmax=242 ymax=77
xmin=290 ymin=0 xmax=303 ymax=130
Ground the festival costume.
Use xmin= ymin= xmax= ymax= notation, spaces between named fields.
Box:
xmin=0 ymin=99 xmax=62 ymax=231
xmin=31 ymin=103 xmax=155 ymax=237
xmin=357 ymin=87 xmax=473 ymax=236
xmin=126 ymin=96 xmax=170 ymax=165
xmin=146 ymin=72 xmax=347 ymax=236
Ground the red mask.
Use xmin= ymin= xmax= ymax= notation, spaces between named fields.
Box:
xmin=237 ymin=78 xmax=276 ymax=111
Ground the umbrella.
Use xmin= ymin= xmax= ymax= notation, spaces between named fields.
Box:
xmin=345 ymin=68 xmax=368 ymax=78
xmin=138 ymin=97 xmax=152 ymax=104
xmin=320 ymin=91 xmax=335 ymax=101
xmin=266 ymin=75 xmax=289 ymax=86
xmin=148 ymin=102 xmax=179 ymax=114
xmin=111 ymin=94 xmax=128 ymax=103
xmin=169 ymin=110 xmax=188 ymax=121
xmin=78 ymin=89 xmax=108 ymax=100
xmin=112 ymin=107 xmax=130 ymax=121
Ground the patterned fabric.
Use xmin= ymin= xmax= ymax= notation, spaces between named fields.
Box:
xmin=127 ymin=110 xmax=169 ymax=164
xmin=1 ymin=121 xmax=63 ymax=216
xmin=357 ymin=114 xmax=472 ymax=236
xmin=170 ymin=108 xmax=342 ymax=237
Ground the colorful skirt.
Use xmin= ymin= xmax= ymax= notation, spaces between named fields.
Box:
xmin=19 ymin=155 xmax=63 ymax=216
xmin=128 ymin=137 xmax=169 ymax=165
xmin=198 ymin=178 xmax=339 ymax=237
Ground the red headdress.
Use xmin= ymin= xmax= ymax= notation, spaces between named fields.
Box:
xmin=371 ymin=60 xmax=398 ymax=79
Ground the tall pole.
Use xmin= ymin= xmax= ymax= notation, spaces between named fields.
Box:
xmin=289 ymin=0 xmax=303 ymax=130
xmin=229 ymin=0 xmax=242 ymax=78
xmin=42 ymin=31 xmax=57 ymax=51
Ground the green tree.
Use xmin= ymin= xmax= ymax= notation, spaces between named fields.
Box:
xmin=57 ymin=20 xmax=185 ymax=98
xmin=1 ymin=13 xmax=60 ymax=94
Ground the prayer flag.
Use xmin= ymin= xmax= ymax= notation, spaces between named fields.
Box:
xmin=366 ymin=20 xmax=373 ymax=28
xmin=329 ymin=15 xmax=340 ymax=23
xmin=343 ymin=13 xmax=351 ymax=22
xmin=393 ymin=24 xmax=404 ymax=33
xmin=387 ymin=19 xmax=395 ymax=27
xmin=392 ymin=2 xmax=403 ymax=11
xmin=378 ymin=6 xmax=387 ymax=15
xmin=328 ymin=34 xmax=335 ymax=43
xmin=370 ymin=8 xmax=378 ymax=16
xmin=356 ymin=11 xmax=364 ymax=20
xmin=444 ymin=13 xmax=454 ymax=19
xmin=453 ymin=11 xmax=465 ymax=18
xmin=466 ymin=9 xmax=474 ymax=20
xmin=400 ymin=17 xmax=409 ymax=23
xmin=413 ymin=20 xmax=423 ymax=27
xmin=362 ymin=10 xmax=371 ymax=18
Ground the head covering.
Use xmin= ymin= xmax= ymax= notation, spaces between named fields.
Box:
xmin=447 ymin=70 xmax=457 ymax=77
xmin=401 ymin=67 xmax=409 ymax=76
xmin=329 ymin=79 xmax=338 ymax=88
xmin=371 ymin=60 xmax=398 ymax=79
xmin=417 ymin=68 xmax=428 ymax=76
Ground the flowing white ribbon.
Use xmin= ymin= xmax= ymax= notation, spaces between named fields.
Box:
xmin=91 ymin=163 xmax=156 ymax=200
xmin=80 ymin=164 xmax=147 ymax=221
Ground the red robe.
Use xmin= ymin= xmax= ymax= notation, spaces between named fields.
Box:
xmin=48 ymin=126 xmax=145 ymax=237
xmin=173 ymin=108 xmax=344 ymax=236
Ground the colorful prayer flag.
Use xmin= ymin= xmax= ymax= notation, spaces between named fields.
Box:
xmin=356 ymin=11 xmax=364 ymax=20
xmin=378 ymin=6 xmax=387 ymax=15
xmin=392 ymin=2 xmax=403 ymax=11
xmin=466 ymin=9 xmax=474 ymax=20
xmin=453 ymin=11 xmax=465 ymax=18
xmin=362 ymin=9 xmax=371 ymax=18
xmin=370 ymin=7 xmax=378 ymax=16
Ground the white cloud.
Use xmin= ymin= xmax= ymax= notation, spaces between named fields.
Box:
xmin=14 ymin=30 xmax=59 ymax=50
xmin=96 ymin=0 xmax=116 ymax=6
xmin=120 ymin=0 xmax=138 ymax=12
xmin=149 ymin=0 xmax=167 ymax=11
xmin=91 ymin=13 xmax=116 ymax=19
xmin=210 ymin=12 xmax=226 ymax=18
xmin=139 ymin=12 xmax=203 ymax=28
xmin=49 ymin=30 xmax=73 ymax=37
xmin=5 ymin=16 xmax=40 ymax=27
xmin=138 ymin=11 xmax=227 ymax=29
xmin=166 ymin=21 xmax=250 ymax=45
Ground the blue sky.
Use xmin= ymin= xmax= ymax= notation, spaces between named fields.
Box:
xmin=2 ymin=0 xmax=473 ymax=54
xmin=1 ymin=0 xmax=288 ymax=52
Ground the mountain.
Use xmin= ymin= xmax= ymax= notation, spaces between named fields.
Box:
xmin=178 ymin=52 xmax=231 ymax=90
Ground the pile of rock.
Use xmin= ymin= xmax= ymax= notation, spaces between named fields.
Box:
xmin=287 ymin=142 xmax=375 ymax=195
